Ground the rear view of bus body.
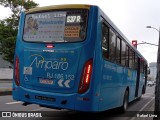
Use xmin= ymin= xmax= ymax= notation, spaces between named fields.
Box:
xmin=13 ymin=4 xmax=148 ymax=112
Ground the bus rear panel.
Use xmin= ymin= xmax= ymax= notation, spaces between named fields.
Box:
xmin=13 ymin=4 xmax=147 ymax=112
xmin=13 ymin=5 xmax=99 ymax=112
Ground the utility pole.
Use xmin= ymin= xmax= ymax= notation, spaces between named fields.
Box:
xmin=147 ymin=26 xmax=160 ymax=119
xmin=155 ymin=27 xmax=160 ymax=118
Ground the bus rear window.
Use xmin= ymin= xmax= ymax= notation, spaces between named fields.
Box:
xmin=23 ymin=9 xmax=88 ymax=43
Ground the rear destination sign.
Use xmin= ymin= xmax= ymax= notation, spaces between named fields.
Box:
xmin=64 ymin=26 xmax=80 ymax=37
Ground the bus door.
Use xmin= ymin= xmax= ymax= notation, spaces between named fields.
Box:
xmin=135 ymin=57 xmax=140 ymax=98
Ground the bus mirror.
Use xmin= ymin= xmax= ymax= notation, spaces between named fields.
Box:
xmin=147 ymin=68 xmax=150 ymax=74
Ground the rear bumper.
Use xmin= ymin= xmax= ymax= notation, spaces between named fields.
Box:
xmin=12 ymin=86 xmax=95 ymax=112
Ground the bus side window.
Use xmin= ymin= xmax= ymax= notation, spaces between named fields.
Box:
xmin=116 ymin=37 xmax=121 ymax=64
xmin=140 ymin=60 xmax=144 ymax=73
xmin=126 ymin=46 xmax=129 ymax=67
xmin=144 ymin=62 xmax=148 ymax=75
xmin=109 ymin=29 xmax=116 ymax=62
xmin=134 ymin=54 xmax=138 ymax=70
xmin=102 ymin=23 xmax=109 ymax=59
xmin=129 ymin=49 xmax=133 ymax=69
xmin=132 ymin=51 xmax=135 ymax=69
xmin=121 ymin=40 xmax=126 ymax=66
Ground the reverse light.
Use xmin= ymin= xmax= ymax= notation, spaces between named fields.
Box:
xmin=78 ymin=59 xmax=93 ymax=94
xmin=14 ymin=56 xmax=20 ymax=86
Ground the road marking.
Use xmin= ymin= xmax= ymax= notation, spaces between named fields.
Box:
xmin=144 ymin=93 xmax=154 ymax=95
xmin=138 ymin=97 xmax=154 ymax=112
xmin=6 ymin=101 xmax=22 ymax=105
xmin=130 ymin=97 xmax=154 ymax=120
xmin=142 ymin=95 xmax=155 ymax=98
xmin=31 ymin=107 xmax=46 ymax=111
xmin=31 ymin=107 xmax=65 ymax=111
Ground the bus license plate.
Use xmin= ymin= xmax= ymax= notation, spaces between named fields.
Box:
xmin=39 ymin=79 xmax=54 ymax=85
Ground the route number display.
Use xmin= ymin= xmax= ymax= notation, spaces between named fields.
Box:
xmin=67 ymin=16 xmax=81 ymax=23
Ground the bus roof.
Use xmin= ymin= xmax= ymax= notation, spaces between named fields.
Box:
xmin=26 ymin=4 xmax=91 ymax=14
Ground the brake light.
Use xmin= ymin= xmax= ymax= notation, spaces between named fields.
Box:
xmin=46 ymin=44 xmax=54 ymax=48
xmin=14 ymin=56 xmax=20 ymax=86
xmin=78 ymin=59 xmax=93 ymax=94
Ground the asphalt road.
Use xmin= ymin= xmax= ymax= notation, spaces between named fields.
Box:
xmin=0 ymin=85 xmax=155 ymax=120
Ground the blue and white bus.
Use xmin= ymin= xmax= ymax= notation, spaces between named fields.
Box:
xmin=13 ymin=4 xmax=148 ymax=112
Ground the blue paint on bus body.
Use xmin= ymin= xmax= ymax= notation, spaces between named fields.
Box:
xmin=13 ymin=5 xmax=147 ymax=112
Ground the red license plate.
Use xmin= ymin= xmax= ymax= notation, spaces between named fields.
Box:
xmin=39 ymin=79 xmax=54 ymax=85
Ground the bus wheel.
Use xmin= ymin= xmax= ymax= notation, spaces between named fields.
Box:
xmin=120 ymin=90 xmax=129 ymax=112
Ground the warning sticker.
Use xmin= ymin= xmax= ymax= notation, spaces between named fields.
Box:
xmin=64 ymin=26 xmax=80 ymax=37
xmin=23 ymin=67 xmax=32 ymax=75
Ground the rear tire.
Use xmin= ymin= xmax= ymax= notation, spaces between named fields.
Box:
xmin=120 ymin=90 xmax=129 ymax=112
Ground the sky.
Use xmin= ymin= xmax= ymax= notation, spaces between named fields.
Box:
xmin=0 ymin=0 xmax=160 ymax=64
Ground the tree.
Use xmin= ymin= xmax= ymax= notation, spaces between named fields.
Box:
xmin=0 ymin=0 xmax=38 ymax=64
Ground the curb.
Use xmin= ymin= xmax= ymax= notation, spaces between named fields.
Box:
xmin=0 ymin=89 xmax=12 ymax=96
xmin=0 ymin=79 xmax=12 ymax=96
xmin=0 ymin=79 xmax=12 ymax=81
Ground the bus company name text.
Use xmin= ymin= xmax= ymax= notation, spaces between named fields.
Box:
xmin=30 ymin=56 xmax=69 ymax=71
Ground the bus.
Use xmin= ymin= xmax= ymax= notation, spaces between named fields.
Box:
xmin=13 ymin=4 xmax=148 ymax=112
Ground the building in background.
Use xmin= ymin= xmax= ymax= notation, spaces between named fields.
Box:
xmin=149 ymin=62 xmax=157 ymax=81
xmin=0 ymin=54 xmax=13 ymax=79
xmin=0 ymin=54 xmax=12 ymax=68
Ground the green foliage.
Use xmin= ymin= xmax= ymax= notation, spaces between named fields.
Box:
xmin=0 ymin=0 xmax=38 ymax=64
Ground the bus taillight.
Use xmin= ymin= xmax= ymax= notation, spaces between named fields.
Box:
xmin=14 ymin=56 xmax=20 ymax=86
xmin=78 ymin=59 xmax=93 ymax=94
xmin=46 ymin=44 xmax=54 ymax=48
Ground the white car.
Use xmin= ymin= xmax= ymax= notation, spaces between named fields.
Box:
xmin=147 ymin=81 xmax=154 ymax=87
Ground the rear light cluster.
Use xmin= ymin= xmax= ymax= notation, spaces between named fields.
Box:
xmin=78 ymin=59 xmax=93 ymax=94
xmin=14 ymin=56 xmax=20 ymax=86
xmin=46 ymin=44 xmax=54 ymax=48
